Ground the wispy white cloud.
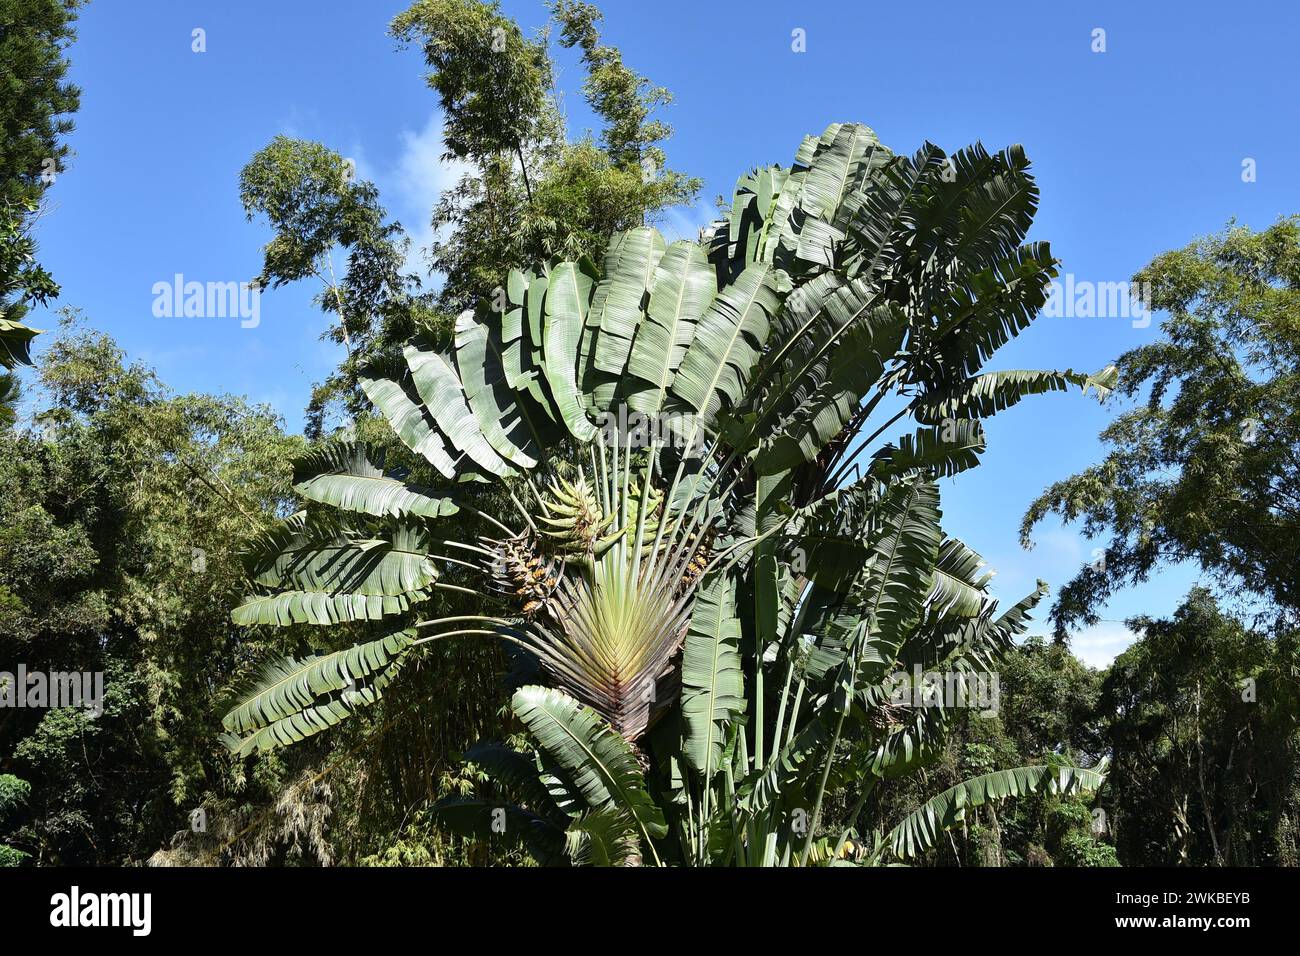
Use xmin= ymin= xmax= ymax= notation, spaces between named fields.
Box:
xmin=387 ymin=115 xmax=470 ymax=280
xmin=392 ymin=116 xmax=466 ymax=212
xmin=1036 ymin=525 xmax=1085 ymax=565
xmin=337 ymin=114 xmax=467 ymax=282
xmin=657 ymin=203 xmax=719 ymax=244
xmin=1068 ymin=620 xmax=1141 ymax=668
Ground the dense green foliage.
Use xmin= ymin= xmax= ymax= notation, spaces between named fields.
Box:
xmin=391 ymin=0 xmax=698 ymax=310
xmin=1100 ymin=590 xmax=1300 ymax=865
xmin=0 ymin=320 xmax=304 ymax=862
xmin=0 ymin=321 xmax=512 ymax=866
xmin=1 ymin=0 xmax=82 ymax=424
xmin=858 ymin=635 xmax=1114 ymax=867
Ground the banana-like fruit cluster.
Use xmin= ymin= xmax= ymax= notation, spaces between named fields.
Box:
xmin=535 ymin=473 xmax=681 ymax=561
xmin=676 ymin=522 xmax=717 ymax=591
xmin=497 ymin=533 xmax=559 ymax=618
xmin=535 ymin=474 xmax=619 ymax=556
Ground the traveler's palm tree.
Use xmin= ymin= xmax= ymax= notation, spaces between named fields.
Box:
xmin=222 ymin=123 xmax=1114 ymax=864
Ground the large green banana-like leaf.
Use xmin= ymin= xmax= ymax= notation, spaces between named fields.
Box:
xmin=231 ymin=587 xmax=431 ymax=626
xmin=753 ymin=302 xmax=905 ymax=472
xmin=908 ymin=144 xmax=1037 ymax=275
xmin=580 ymin=234 xmax=624 ymax=412
xmin=741 ymin=274 xmax=895 ymax=461
xmin=454 ymin=307 xmax=545 ymax=468
xmin=860 ymin=545 xmax=1022 ymax=778
xmin=990 ymin=579 xmax=1049 ymax=639
xmin=680 ymin=572 xmax=745 ymax=777
xmin=668 ymin=262 xmax=779 ymax=421
xmin=788 ymin=478 xmax=885 ymax=592
xmin=799 ymin=124 xmax=879 ymax=222
xmin=250 ymin=532 xmax=436 ymax=596
xmin=243 ymin=515 xmax=436 ymax=595
xmin=0 ymin=317 xmax=40 ymax=369
xmin=866 ymin=702 xmax=949 ymax=780
xmin=752 ymin=545 xmax=783 ymax=665
xmin=923 ymin=537 xmax=994 ymax=622
xmin=788 ymin=123 xmax=890 ymax=265
xmin=840 ymin=143 xmax=942 ymax=282
xmin=405 ymin=344 xmax=511 ymax=477
xmin=757 ymin=124 xmax=853 ymax=268
xmin=624 ymin=240 xmax=715 ymax=415
xmin=527 ymin=269 xmax=548 ymax=364
xmin=752 ymin=122 xmax=888 ymax=272
xmin=221 ymin=629 xmax=413 ymax=755
xmin=592 ymin=226 xmax=664 ymax=378
xmin=942 ymin=145 xmax=1038 ymax=267
xmin=926 ymin=241 xmax=1058 ymax=379
xmin=738 ymin=717 xmax=830 ymax=814
xmin=502 ymin=267 xmax=529 ymax=359
xmin=564 ymin=807 xmax=640 ymax=866
xmin=869 ymin=420 xmax=986 ymax=480
xmin=511 ymin=686 xmax=667 ymax=843
xmin=733 ymin=272 xmax=852 ymax=437
xmin=883 ymin=763 xmax=1108 ymax=861
xmin=358 ymin=365 xmax=460 ymax=478
xmin=854 ymin=478 xmax=942 ymax=684
xmin=915 ymin=366 xmax=1117 ymax=424
xmin=803 ymin=583 xmax=866 ymax=683
xmin=544 ymin=260 xmax=598 ymax=441
xmin=711 ymin=165 xmax=788 ymax=277
xmin=499 ymin=266 xmax=557 ymax=415
xmin=900 ymin=578 xmax=1048 ymax=675
xmin=292 ymin=442 xmax=459 ymax=520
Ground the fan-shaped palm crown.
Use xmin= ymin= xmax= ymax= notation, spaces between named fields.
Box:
xmin=222 ymin=122 xmax=1114 ymax=759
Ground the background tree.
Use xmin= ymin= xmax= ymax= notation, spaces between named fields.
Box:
xmin=0 ymin=773 xmax=29 ymax=865
xmin=0 ymin=0 xmax=82 ymax=212
xmin=861 ymin=637 xmax=1115 ymax=867
xmin=0 ymin=316 xmax=312 ymax=864
xmin=0 ymin=0 xmax=83 ymax=422
xmin=0 ymin=312 xmax=516 ymax=867
xmin=391 ymin=0 xmax=699 ymax=310
xmin=238 ymin=137 xmax=415 ymax=438
xmin=1023 ymin=217 xmax=1300 ymax=636
xmin=1097 ymin=589 xmax=1300 ymax=866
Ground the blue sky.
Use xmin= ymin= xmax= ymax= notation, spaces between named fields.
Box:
xmin=24 ymin=0 xmax=1300 ymax=664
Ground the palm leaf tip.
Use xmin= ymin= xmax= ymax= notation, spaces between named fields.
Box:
xmin=511 ymin=686 xmax=667 ymax=843
xmin=292 ymin=440 xmax=459 ymax=519
xmin=221 ymin=629 xmax=414 ymax=756
xmin=884 ymin=763 xmax=1107 ymax=861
